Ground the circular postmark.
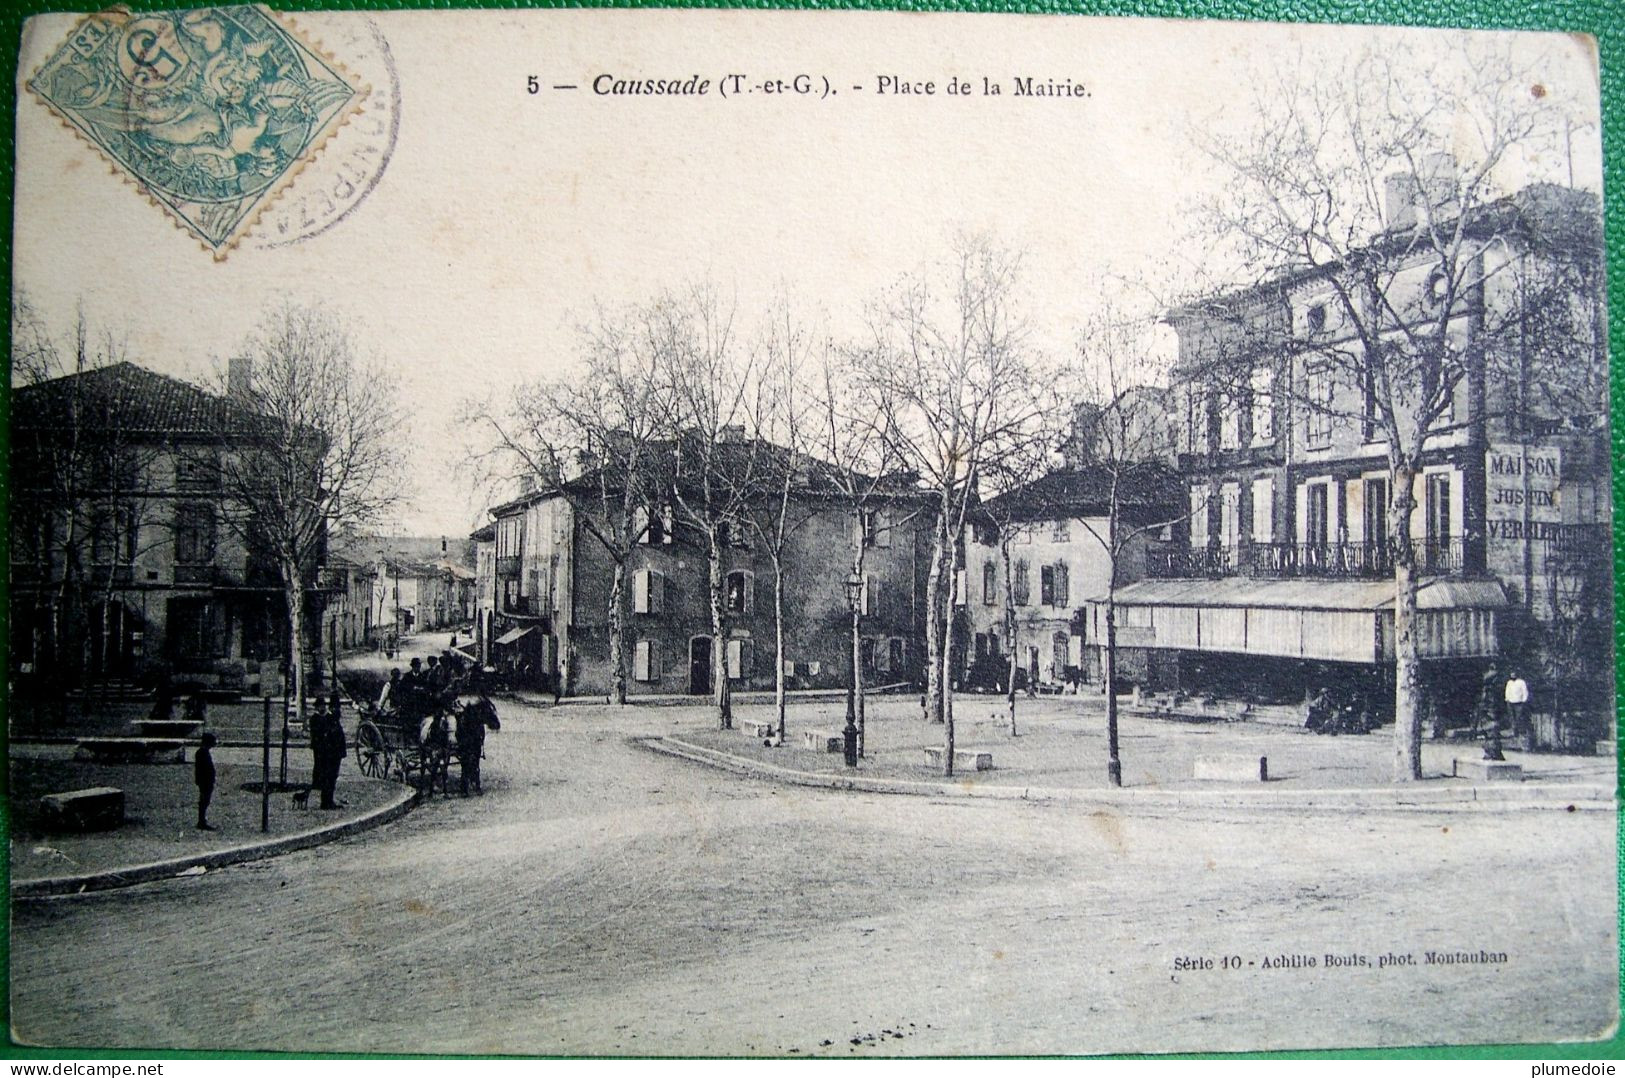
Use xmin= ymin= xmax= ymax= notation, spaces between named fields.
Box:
xmin=252 ymin=15 xmax=400 ymax=249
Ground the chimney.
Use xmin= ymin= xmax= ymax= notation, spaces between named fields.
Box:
xmin=228 ymin=355 xmax=253 ymax=398
xmin=1385 ymin=152 xmax=1459 ymax=231
xmin=1417 ymin=151 xmax=1459 ymax=222
xmin=1385 ymin=172 xmax=1420 ymax=231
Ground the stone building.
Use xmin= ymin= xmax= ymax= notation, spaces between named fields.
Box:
xmin=1093 ymin=181 xmax=1609 ymax=737
xmin=9 ymin=361 xmax=328 ymax=695
xmin=472 ymin=441 xmax=933 ymax=697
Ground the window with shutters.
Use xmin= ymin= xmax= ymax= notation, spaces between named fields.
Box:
xmin=1040 ymin=565 xmax=1055 ymax=606
xmin=726 ymin=638 xmax=754 ymax=679
xmin=634 ymin=638 xmax=661 ymax=681
xmin=633 ymin=568 xmax=664 ymax=614
xmin=174 ymin=503 xmax=215 ymax=568
xmin=1013 ymin=559 xmax=1030 ymax=606
xmin=982 ymin=562 xmax=997 ymax=605
xmin=725 ymin=570 xmax=753 ymax=614
xmin=1053 ymin=562 xmax=1070 ymax=607
xmin=633 ymin=505 xmax=650 ymax=544
xmin=862 ymin=574 xmax=877 ymax=617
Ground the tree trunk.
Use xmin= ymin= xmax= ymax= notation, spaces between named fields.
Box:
xmin=607 ymin=561 xmax=627 ymax=705
xmin=851 ymin=540 xmax=867 ymax=756
xmin=1001 ymin=534 xmax=1018 ymax=736
xmin=708 ymin=532 xmax=731 ymax=729
xmin=774 ymin=559 xmax=787 ymax=742
xmin=284 ymin=557 xmax=309 ymax=727
xmin=923 ymin=536 xmax=945 ymax=725
xmin=1105 ymin=583 xmax=1122 ymax=788
xmin=1391 ymin=461 xmax=1423 ymax=781
xmin=941 ymin=598 xmax=956 ymax=777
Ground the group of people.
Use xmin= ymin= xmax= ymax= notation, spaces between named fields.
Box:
xmin=375 ymin=649 xmax=500 ymax=797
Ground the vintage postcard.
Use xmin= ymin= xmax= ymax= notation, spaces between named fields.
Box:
xmin=8 ymin=7 xmax=1616 ymax=1058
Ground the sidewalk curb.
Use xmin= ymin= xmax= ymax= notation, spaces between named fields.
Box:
xmin=11 ymin=785 xmax=420 ymax=899
xmin=641 ymin=736 xmax=1617 ymax=813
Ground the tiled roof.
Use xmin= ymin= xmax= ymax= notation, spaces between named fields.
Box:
xmin=12 ymin=361 xmax=277 ymax=438
xmin=983 ymin=462 xmax=1183 ymax=520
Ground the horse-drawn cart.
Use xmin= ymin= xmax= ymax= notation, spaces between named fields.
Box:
xmin=352 ymin=692 xmax=500 ymax=796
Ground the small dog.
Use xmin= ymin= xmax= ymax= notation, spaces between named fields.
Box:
xmin=291 ymin=787 xmax=312 ymax=811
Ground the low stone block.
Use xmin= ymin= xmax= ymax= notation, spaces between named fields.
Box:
xmin=131 ymin=720 xmax=203 ymax=739
xmin=802 ymin=729 xmax=843 ymax=753
xmin=1193 ymin=754 xmax=1268 ymax=781
xmin=1452 ymin=757 xmax=1524 ymax=781
xmin=40 ymin=787 xmax=125 ymax=832
xmin=740 ymin=719 xmax=774 ymax=739
xmin=922 ymin=746 xmax=994 ymax=771
xmin=74 ymin=738 xmax=185 ymax=764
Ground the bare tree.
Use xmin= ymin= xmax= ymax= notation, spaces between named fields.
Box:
xmin=10 ymin=302 xmax=172 ymax=700
xmin=1068 ymin=298 xmax=1189 ymax=787
xmin=464 ymin=302 xmax=665 ymax=704
xmin=859 ymin=235 xmax=1046 ymax=777
xmin=649 ymin=284 xmax=764 ymax=731
xmin=1192 ymin=37 xmax=1592 ymax=779
xmin=809 ymin=339 xmax=913 ymax=758
xmin=741 ymin=299 xmax=823 ymax=742
xmin=216 ymin=303 xmax=404 ymax=725
xmin=972 ymin=386 xmax=1067 ymax=738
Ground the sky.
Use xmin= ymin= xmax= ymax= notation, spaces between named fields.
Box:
xmin=11 ymin=10 xmax=1602 ymax=537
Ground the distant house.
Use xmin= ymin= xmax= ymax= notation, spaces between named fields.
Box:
xmin=964 ymin=462 xmax=1183 ymax=693
xmin=9 ymin=361 xmax=327 ymax=694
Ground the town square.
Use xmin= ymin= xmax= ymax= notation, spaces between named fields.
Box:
xmin=7 ymin=7 xmax=1617 ymax=1060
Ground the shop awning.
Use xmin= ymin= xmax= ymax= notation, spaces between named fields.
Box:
xmin=1083 ymin=578 xmax=1506 ymax=663
xmin=494 ymin=626 xmax=536 ymax=647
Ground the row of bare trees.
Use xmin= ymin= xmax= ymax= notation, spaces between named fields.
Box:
xmin=467 ymin=36 xmax=1601 ymax=784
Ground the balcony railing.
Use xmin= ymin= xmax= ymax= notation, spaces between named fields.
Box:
xmin=174 ymin=563 xmax=218 ymax=585
xmin=1146 ymin=545 xmax=1239 ymax=578
xmin=1147 ymin=538 xmax=1466 ymax=580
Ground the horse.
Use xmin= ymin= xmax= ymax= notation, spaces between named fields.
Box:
xmin=453 ymin=695 xmax=501 ymax=796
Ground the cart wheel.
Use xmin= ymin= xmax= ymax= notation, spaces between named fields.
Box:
xmin=355 ymin=721 xmax=389 ymax=779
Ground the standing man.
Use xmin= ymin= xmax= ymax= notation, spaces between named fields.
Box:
xmin=1505 ymin=671 xmax=1531 ymax=751
xmin=194 ymin=732 xmax=218 ymax=831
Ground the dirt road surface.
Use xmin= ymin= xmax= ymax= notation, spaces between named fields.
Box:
xmin=11 ymin=697 xmax=1617 ymax=1056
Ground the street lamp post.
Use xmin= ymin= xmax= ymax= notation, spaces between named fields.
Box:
xmin=843 ymin=574 xmax=864 ymax=768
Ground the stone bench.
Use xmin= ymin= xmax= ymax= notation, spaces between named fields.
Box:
xmin=922 ymin=746 xmax=994 ymax=771
xmin=130 ymin=720 xmax=203 ymax=739
xmin=39 ymin=787 xmax=125 ymax=832
xmin=1193 ymin=754 xmax=1269 ymax=781
xmin=74 ymin=738 xmax=186 ymax=764
xmin=739 ymin=719 xmax=775 ymax=739
xmin=1452 ymin=757 xmax=1523 ymax=782
xmin=802 ymin=729 xmax=844 ymax=753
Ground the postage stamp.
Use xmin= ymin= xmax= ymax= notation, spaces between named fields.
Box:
xmin=26 ymin=5 xmax=366 ymax=258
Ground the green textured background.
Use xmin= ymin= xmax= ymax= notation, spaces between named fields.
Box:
xmin=0 ymin=0 xmax=1620 ymax=1063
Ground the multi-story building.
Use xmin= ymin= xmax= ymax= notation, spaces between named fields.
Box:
xmin=1094 ymin=181 xmax=1609 ymax=729
xmin=961 ymin=462 xmax=1182 ymax=692
xmin=9 ymin=361 xmax=328 ymax=695
xmin=472 ymin=441 xmax=934 ymax=697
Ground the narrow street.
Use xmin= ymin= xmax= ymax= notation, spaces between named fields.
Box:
xmin=10 ymin=695 xmax=1616 ymax=1056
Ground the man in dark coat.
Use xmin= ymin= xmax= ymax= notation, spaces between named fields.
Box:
xmin=454 ymin=695 xmax=500 ymax=796
xmin=311 ymin=696 xmax=348 ymax=809
xmin=194 ymin=732 xmax=218 ymax=830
